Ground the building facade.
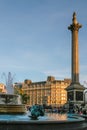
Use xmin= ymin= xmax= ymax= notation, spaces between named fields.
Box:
xmin=0 ymin=83 xmax=6 ymax=93
xmin=16 ymin=76 xmax=71 ymax=107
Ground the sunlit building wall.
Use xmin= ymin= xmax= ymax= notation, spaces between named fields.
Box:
xmin=0 ymin=83 xmax=6 ymax=93
xmin=21 ymin=76 xmax=71 ymax=107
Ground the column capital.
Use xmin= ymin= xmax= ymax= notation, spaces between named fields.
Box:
xmin=68 ymin=12 xmax=82 ymax=31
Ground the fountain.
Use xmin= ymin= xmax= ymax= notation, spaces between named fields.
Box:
xmin=0 ymin=109 xmax=86 ymax=130
xmin=0 ymin=93 xmax=26 ymax=114
xmin=0 ymin=90 xmax=86 ymax=130
xmin=0 ymin=100 xmax=86 ymax=130
xmin=0 ymin=72 xmax=26 ymax=114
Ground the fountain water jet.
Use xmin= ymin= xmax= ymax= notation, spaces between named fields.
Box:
xmin=1 ymin=72 xmax=15 ymax=94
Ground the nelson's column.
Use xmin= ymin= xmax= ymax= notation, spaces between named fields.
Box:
xmin=66 ymin=12 xmax=85 ymax=106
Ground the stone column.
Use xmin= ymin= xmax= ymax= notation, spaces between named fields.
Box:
xmin=66 ymin=12 xmax=85 ymax=106
xmin=68 ymin=12 xmax=82 ymax=84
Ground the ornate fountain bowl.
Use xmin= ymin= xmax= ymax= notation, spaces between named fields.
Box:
xmin=0 ymin=93 xmax=26 ymax=114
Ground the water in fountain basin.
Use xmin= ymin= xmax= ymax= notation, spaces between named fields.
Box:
xmin=0 ymin=113 xmax=85 ymax=122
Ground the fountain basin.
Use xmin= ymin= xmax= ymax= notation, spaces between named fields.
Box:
xmin=0 ymin=93 xmax=26 ymax=114
xmin=0 ymin=104 xmax=26 ymax=114
xmin=0 ymin=114 xmax=86 ymax=130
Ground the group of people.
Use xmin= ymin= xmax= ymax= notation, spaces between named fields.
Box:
xmin=69 ymin=104 xmax=87 ymax=115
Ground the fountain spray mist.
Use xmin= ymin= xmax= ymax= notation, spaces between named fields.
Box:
xmin=1 ymin=72 xmax=15 ymax=94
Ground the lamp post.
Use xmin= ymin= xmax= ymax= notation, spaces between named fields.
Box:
xmin=84 ymin=89 xmax=87 ymax=106
xmin=83 ymin=81 xmax=87 ymax=105
xmin=68 ymin=99 xmax=71 ymax=113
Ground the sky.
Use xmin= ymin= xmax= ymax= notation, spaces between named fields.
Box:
xmin=0 ymin=0 xmax=87 ymax=86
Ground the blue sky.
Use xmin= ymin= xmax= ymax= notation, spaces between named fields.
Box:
xmin=0 ymin=0 xmax=87 ymax=86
